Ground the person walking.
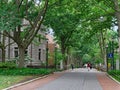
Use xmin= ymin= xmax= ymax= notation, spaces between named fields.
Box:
xmin=71 ymin=64 xmax=74 ymax=70
xmin=90 ymin=63 xmax=92 ymax=69
xmin=87 ymin=62 xmax=91 ymax=71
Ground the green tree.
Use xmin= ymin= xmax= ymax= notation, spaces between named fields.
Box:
xmin=0 ymin=0 xmax=48 ymax=68
xmin=0 ymin=1 xmax=17 ymax=62
xmin=44 ymin=0 xmax=118 ymax=69
xmin=44 ymin=0 xmax=81 ymax=69
xmin=0 ymin=32 xmax=15 ymax=62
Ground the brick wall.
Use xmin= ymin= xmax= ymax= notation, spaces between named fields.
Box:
xmin=48 ymin=43 xmax=55 ymax=66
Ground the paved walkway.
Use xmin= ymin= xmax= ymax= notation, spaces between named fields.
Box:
xmin=8 ymin=68 xmax=120 ymax=90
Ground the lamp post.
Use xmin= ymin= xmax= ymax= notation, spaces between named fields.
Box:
xmin=46 ymin=39 xmax=48 ymax=69
xmin=55 ymin=44 xmax=57 ymax=69
xmin=106 ymin=45 xmax=108 ymax=72
xmin=111 ymin=37 xmax=114 ymax=70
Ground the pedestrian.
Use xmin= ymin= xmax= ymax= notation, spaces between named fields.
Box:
xmin=71 ymin=64 xmax=74 ymax=70
xmin=90 ymin=63 xmax=92 ymax=69
xmin=87 ymin=62 xmax=91 ymax=71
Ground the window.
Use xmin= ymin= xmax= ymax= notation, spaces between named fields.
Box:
xmin=14 ymin=47 xmax=28 ymax=57
xmin=14 ymin=47 xmax=18 ymax=57
xmin=25 ymin=49 xmax=28 ymax=56
xmin=38 ymin=49 xmax=41 ymax=60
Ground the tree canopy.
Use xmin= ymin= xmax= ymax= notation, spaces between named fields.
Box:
xmin=0 ymin=0 xmax=120 ymax=68
xmin=43 ymin=0 xmax=119 ymax=67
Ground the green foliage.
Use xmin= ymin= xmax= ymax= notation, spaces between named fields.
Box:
xmin=94 ymin=59 xmax=102 ymax=64
xmin=0 ymin=1 xmax=21 ymax=31
xmin=0 ymin=62 xmax=16 ymax=69
xmin=108 ymin=70 xmax=120 ymax=82
xmin=0 ymin=0 xmax=48 ymax=68
xmin=56 ymin=51 xmax=64 ymax=64
xmin=32 ymin=34 xmax=46 ymax=46
xmin=44 ymin=0 xmax=81 ymax=52
xmin=0 ymin=68 xmax=54 ymax=89
xmin=44 ymin=0 xmax=119 ymax=69
xmin=82 ymin=54 xmax=91 ymax=63
xmin=0 ymin=68 xmax=54 ymax=76
xmin=0 ymin=0 xmax=117 ymax=68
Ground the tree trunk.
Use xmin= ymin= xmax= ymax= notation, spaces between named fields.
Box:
xmin=113 ymin=0 xmax=120 ymax=70
xmin=98 ymin=30 xmax=106 ymax=65
xmin=79 ymin=56 xmax=83 ymax=68
xmin=61 ymin=47 xmax=67 ymax=69
xmin=2 ymin=48 xmax=5 ymax=63
xmin=2 ymin=32 xmax=5 ymax=62
xmin=18 ymin=46 xmax=25 ymax=68
xmin=101 ymin=29 xmax=106 ymax=65
xmin=8 ymin=34 xmax=10 ymax=60
xmin=118 ymin=37 xmax=120 ymax=70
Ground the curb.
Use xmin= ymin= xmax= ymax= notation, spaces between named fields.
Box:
xmin=106 ymin=73 xmax=120 ymax=85
xmin=3 ymin=74 xmax=52 ymax=90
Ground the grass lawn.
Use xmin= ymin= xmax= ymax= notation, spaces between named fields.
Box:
xmin=0 ymin=68 xmax=54 ymax=89
xmin=0 ymin=75 xmax=32 ymax=89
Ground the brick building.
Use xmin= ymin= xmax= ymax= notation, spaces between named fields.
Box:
xmin=46 ymin=34 xmax=56 ymax=67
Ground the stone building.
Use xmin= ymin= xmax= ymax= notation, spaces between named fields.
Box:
xmin=0 ymin=19 xmax=57 ymax=67
xmin=0 ymin=31 xmax=58 ymax=68
xmin=0 ymin=30 xmax=47 ymax=66
xmin=0 ymin=19 xmax=48 ymax=66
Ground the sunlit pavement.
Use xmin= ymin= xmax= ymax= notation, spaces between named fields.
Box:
xmin=70 ymin=68 xmax=100 ymax=73
xmin=37 ymin=68 xmax=102 ymax=90
xmin=10 ymin=68 xmax=120 ymax=90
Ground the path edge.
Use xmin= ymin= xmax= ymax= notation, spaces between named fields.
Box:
xmin=106 ymin=73 xmax=120 ymax=85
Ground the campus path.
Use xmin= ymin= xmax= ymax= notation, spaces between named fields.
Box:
xmin=10 ymin=68 xmax=120 ymax=90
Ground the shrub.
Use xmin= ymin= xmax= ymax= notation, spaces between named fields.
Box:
xmin=0 ymin=68 xmax=54 ymax=75
xmin=108 ymin=70 xmax=120 ymax=82
xmin=0 ymin=62 xmax=16 ymax=69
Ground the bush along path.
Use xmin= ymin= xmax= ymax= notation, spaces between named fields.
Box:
xmin=0 ymin=68 xmax=54 ymax=89
xmin=108 ymin=70 xmax=120 ymax=82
